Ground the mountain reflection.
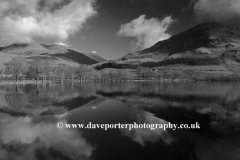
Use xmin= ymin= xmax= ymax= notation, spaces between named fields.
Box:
xmin=195 ymin=137 xmax=240 ymax=160
xmin=96 ymin=82 xmax=240 ymax=136
xmin=0 ymin=83 xmax=104 ymax=116
xmin=0 ymin=114 xmax=93 ymax=160
xmin=0 ymin=82 xmax=240 ymax=160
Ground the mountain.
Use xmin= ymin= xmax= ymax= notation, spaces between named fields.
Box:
xmin=96 ymin=22 xmax=240 ymax=77
xmin=120 ymin=22 xmax=240 ymax=61
xmin=0 ymin=43 xmax=107 ymax=69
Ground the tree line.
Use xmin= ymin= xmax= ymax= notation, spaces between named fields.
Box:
xmin=2 ymin=57 xmax=238 ymax=83
xmin=1 ymin=57 xmax=137 ymax=82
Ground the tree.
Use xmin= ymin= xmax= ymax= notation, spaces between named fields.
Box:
xmin=65 ymin=67 xmax=77 ymax=82
xmin=56 ymin=64 xmax=68 ymax=83
xmin=26 ymin=60 xmax=50 ymax=82
xmin=99 ymin=69 xmax=110 ymax=80
xmin=137 ymin=67 xmax=152 ymax=79
xmin=6 ymin=57 xmax=28 ymax=82
xmin=117 ymin=69 xmax=134 ymax=80
xmin=161 ymin=70 xmax=169 ymax=78
xmin=92 ymin=71 xmax=101 ymax=80
xmin=124 ymin=70 xmax=135 ymax=80
xmin=155 ymin=70 xmax=162 ymax=80
xmin=75 ymin=65 xmax=95 ymax=80
xmin=108 ymin=69 xmax=117 ymax=80
xmin=117 ymin=70 xmax=125 ymax=80
xmin=0 ymin=69 xmax=6 ymax=82
xmin=40 ymin=61 xmax=51 ymax=82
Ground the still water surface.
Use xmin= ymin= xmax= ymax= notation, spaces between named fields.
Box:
xmin=0 ymin=82 xmax=240 ymax=160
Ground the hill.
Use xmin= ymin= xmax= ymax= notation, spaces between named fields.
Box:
xmin=96 ymin=22 xmax=240 ymax=79
xmin=0 ymin=43 xmax=107 ymax=69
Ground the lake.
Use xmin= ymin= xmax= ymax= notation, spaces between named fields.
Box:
xmin=0 ymin=82 xmax=240 ymax=160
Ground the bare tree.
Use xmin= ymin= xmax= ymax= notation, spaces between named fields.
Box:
xmin=65 ymin=67 xmax=77 ymax=82
xmin=40 ymin=61 xmax=50 ymax=83
xmin=75 ymin=65 xmax=95 ymax=81
xmin=6 ymin=57 xmax=28 ymax=82
xmin=57 ymin=64 xmax=68 ymax=83
xmin=26 ymin=60 xmax=50 ymax=83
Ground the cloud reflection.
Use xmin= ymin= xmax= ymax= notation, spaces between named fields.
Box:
xmin=121 ymin=111 xmax=173 ymax=146
xmin=0 ymin=115 xmax=93 ymax=160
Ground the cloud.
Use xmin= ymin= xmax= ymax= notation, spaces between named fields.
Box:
xmin=92 ymin=51 xmax=97 ymax=54
xmin=0 ymin=0 xmax=97 ymax=46
xmin=190 ymin=0 xmax=240 ymax=21
xmin=117 ymin=15 xmax=175 ymax=50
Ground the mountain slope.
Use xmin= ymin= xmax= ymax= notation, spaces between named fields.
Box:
xmin=118 ymin=22 xmax=240 ymax=62
xmin=138 ymin=22 xmax=240 ymax=55
xmin=97 ymin=22 xmax=240 ymax=77
xmin=85 ymin=53 xmax=108 ymax=63
xmin=0 ymin=43 xmax=106 ymax=69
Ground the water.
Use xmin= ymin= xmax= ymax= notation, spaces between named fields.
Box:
xmin=0 ymin=82 xmax=240 ymax=160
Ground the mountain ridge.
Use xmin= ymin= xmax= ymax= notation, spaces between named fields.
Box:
xmin=0 ymin=43 xmax=107 ymax=69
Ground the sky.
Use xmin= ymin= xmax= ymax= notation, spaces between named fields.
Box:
xmin=0 ymin=0 xmax=240 ymax=60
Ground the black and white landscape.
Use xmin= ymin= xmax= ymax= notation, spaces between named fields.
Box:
xmin=1 ymin=0 xmax=240 ymax=160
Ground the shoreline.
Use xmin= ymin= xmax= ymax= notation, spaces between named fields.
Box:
xmin=1 ymin=78 xmax=240 ymax=85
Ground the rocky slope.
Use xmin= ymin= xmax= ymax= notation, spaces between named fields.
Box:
xmin=0 ymin=43 xmax=107 ymax=69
